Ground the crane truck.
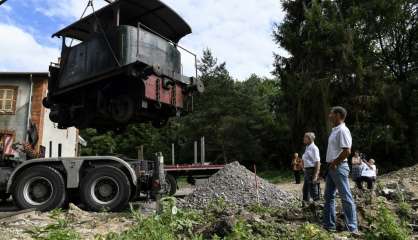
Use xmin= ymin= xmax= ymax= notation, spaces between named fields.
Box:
xmin=0 ymin=0 xmax=201 ymax=212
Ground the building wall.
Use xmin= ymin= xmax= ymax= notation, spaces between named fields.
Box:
xmin=31 ymin=78 xmax=48 ymax=151
xmin=0 ymin=74 xmax=79 ymax=158
xmin=0 ymin=78 xmax=31 ymax=143
xmin=42 ymin=108 xmax=79 ymax=157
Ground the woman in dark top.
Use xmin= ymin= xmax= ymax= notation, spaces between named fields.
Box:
xmin=291 ymin=153 xmax=303 ymax=184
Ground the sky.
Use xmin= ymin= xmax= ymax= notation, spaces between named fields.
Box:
xmin=0 ymin=0 xmax=286 ymax=80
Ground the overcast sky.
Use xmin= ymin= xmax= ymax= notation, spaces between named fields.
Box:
xmin=0 ymin=0 xmax=286 ymax=80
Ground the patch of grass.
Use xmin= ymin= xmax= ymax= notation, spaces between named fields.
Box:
xmin=258 ymin=169 xmax=294 ymax=184
xmin=398 ymin=201 xmax=413 ymax=221
xmin=98 ymin=197 xmax=205 ymax=240
xmin=365 ymin=198 xmax=411 ymax=240
xmin=291 ymin=223 xmax=332 ymax=240
xmin=96 ymin=198 xmax=340 ymax=240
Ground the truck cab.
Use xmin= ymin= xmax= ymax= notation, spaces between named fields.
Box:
xmin=43 ymin=0 xmax=203 ymax=130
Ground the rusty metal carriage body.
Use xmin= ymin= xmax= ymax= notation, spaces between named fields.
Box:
xmin=44 ymin=0 xmax=202 ymax=129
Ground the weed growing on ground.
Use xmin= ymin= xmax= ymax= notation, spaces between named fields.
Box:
xmin=247 ymin=203 xmax=277 ymax=215
xmin=97 ymin=197 xmax=205 ymax=240
xmin=365 ymin=198 xmax=411 ymax=240
xmin=26 ymin=209 xmax=80 ymax=240
xmin=398 ymin=201 xmax=413 ymax=221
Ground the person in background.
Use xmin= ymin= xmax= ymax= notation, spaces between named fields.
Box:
xmin=351 ymin=150 xmax=362 ymax=183
xmin=291 ymin=153 xmax=303 ymax=184
xmin=302 ymin=132 xmax=321 ymax=204
xmin=356 ymin=159 xmax=377 ymax=190
xmin=323 ymin=106 xmax=358 ymax=234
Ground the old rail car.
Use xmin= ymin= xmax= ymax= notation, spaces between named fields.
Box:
xmin=43 ymin=0 xmax=203 ymax=130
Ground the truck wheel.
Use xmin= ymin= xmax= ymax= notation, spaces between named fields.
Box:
xmin=13 ymin=166 xmax=66 ymax=212
xmin=162 ymin=174 xmax=177 ymax=196
xmin=80 ymin=166 xmax=131 ymax=212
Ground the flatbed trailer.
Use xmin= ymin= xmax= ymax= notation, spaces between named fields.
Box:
xmin=162 ymin=163 xmax=225 ymax=196
xmin=165 ymin=163 xmax=224 ymax=175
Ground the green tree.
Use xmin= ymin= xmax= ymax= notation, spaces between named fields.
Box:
xmin=273 ymin=0 xmax=418 ymax=170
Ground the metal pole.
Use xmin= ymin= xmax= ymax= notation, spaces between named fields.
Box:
xmin=171 ymin=143 xmax=175 ymax=165
xmin=115 ymin=4 xmax=120 ymax=26
xmin=154 ymin=152 xmax=165 ymax=214
xmin=201 ymin=137 xmax=205 ymax=164
xmin=194 ymin=141 xmax=198 ymax=164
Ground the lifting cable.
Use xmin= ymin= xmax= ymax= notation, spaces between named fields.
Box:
xmin=90 ymin=0 xmax=122 ymax=67
xmin=69 ymin=0 xmax=93 ymax=47
xmin=71 ymin=0 xmax=121 ymax=67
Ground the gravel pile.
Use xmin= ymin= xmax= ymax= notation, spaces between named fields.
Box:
xmin=180 ymin=161 xmax=295 ymax=209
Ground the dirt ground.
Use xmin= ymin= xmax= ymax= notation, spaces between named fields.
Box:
xmin=0 ymin=167 xmax=416 ymax=240
xmin=0 ymin=188 xmax=196 ymax=240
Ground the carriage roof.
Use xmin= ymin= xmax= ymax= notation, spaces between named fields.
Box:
xmin=52 ymin=0 xmax=191 ymax=43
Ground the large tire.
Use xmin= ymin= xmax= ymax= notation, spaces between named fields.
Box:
xmin=12 ymin=166 xmax=66 ymax=212
xmin=80 ymin=166 xmax=131 ymax=212
xmin=163 ymin=174 xmax=177 ymax=196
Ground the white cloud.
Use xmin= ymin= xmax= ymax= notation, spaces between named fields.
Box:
xmin=0 ymin=23 xmax=59 ymax=72
xmin=164 ymin=0 xmax=286 ymax=79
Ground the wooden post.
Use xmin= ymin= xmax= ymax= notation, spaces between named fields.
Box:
xmin=138 ymin=145 xmax=144 ymax=160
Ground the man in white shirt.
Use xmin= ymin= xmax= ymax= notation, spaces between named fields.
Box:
xmin=302 ymin=132 xmax=321 ymax=203
xmin=323 ymin=106 xmax=358 ymax=233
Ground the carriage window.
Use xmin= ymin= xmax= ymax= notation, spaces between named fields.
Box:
xmin=0 ymin=86 xmax=17 ymax=114
xmin=64 ymin=37 xmax=82 ymax=48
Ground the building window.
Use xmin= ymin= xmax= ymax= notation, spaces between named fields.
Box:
xmin=0 ymin=86 xmax=17 ymax=114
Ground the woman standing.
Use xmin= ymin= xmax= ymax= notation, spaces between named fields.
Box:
xmin=302 ymin=132 xmax=321 ymax=203
xmin=291 ymin=153 xmax=303 ymax=184
xmin=351 ymin=150 xmax=362 ymax=183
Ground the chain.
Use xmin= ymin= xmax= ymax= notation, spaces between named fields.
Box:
xmin=171 ymin=83 xmax=176 ymax=106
